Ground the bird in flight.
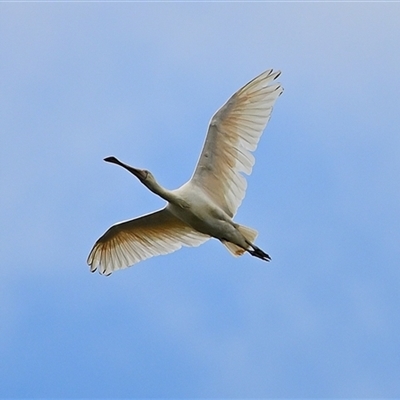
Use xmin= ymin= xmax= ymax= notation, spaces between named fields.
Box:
xmin=88 ymin=69 xmax=283 ymax=275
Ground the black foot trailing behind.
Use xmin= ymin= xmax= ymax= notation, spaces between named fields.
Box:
xmin=248 ymin=245 xmax=271 ymax=262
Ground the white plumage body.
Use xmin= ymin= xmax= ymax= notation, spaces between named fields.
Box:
xmin=166 ymin=187 xmax=243 ymax=246
xmin=88 ymin=69 xmax=283 ymax=275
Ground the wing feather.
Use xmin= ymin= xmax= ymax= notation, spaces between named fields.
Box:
xmin=87 ymin=208 xmax=209 ymax=275
xmin=190 ymin=69 xmax=283 ymax=217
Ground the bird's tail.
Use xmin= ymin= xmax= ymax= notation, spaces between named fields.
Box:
xmin=221 ymin=224 xmax=258 ymax=257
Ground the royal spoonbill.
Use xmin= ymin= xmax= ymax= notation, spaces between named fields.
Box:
xmin=88 ymin=69 xmax=283 ymax=275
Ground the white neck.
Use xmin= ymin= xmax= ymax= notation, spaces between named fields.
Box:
xmin=144 ymin=179 xmax=186 ymax=207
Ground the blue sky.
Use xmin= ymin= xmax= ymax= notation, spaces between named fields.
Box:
xmin=1 ymin=3 xmax=400 ymax=398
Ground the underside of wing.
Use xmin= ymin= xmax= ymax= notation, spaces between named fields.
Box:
xmin=190 ymin=69 xmax=283 ymax=217
xmin=87 ymin=208 xmax=209 ymax=275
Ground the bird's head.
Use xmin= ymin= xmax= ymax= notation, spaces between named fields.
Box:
xmin=104 ymin=156 xmax=155 ymax=186
xmin=135 ymin=169 xmax=157 ymax=186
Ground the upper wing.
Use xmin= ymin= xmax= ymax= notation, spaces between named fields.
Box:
xmin=190 ymin=69 xmax=283 ymax=217
xmin=87 ymin=208 xmax=209 ymax=275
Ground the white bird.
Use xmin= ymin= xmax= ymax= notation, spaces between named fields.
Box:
xmin=88 ymin=69 xmax=283 ymax=275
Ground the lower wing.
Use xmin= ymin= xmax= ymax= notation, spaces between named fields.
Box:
xmin=87 ymin=207 xmax=210 ymax=275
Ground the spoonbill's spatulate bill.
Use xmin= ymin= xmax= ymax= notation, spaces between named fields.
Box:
xmin=88 ymin=69 xmax=283 ymax=275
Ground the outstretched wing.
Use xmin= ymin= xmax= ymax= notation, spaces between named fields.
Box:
xmin=190 ymin=69 xmax=283 ymax=217
xmin=87 ymin=208 xmax=209 ymax=275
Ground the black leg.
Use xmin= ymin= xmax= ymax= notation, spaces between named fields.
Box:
xmin=247 ymin=243 xmax=271 ymax=262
